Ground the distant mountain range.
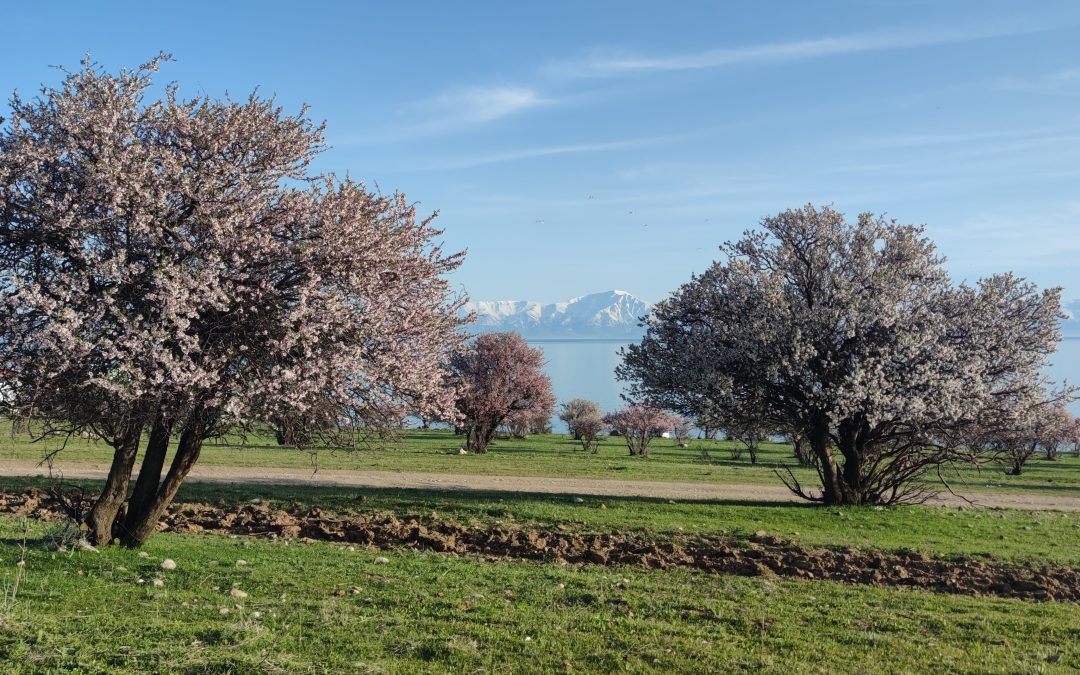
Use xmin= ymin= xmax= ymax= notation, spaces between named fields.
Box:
xmin=462 ymin=290 xmax=650 ymax=339
xmin=460 ymin=293 xmax=1080 ymax=340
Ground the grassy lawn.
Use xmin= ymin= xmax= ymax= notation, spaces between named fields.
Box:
xmin=3 ymin=426 xmax=1080 ymax=499
xmin=4 ymin=476 xmax=1080 ymax=567
xmin=0 ymin=516 xmax=1076 ymax=673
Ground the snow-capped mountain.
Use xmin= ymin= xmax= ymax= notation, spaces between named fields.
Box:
xmin=462 ymin=290 xmax=651 ymax=339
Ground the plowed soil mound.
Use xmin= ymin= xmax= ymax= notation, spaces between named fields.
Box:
xmin=2 ymin=490 xmax=1077 ymax=602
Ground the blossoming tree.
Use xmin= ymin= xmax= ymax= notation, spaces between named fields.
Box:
xmin=602 ymin=404 xmax=676 ymax=457
xmin=0 ymin=56 xmax=466 ymax=545
xmin=559 ymin=398 xmax=602 ymax=440
xmin=449 ymin=332 xmax=554 ymax=453
xmin=618 ymin=205 xmax=1067 ymax=505
xmin=560 ymin=398 xmax=605 ymax=451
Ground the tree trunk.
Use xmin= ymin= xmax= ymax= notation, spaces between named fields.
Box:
xmin=85 ymin=423 xmax=142 ymax=546
xmin=121 ymin=424 xmax=203 ymax=547
xmin=123 ymin=413 xmax=173 ymax=536
xmin=465 ymin=420 xmax=497 ymax=453
xmin=834 ymin=421 xmax=867 ymax=505
xmin=810 ymin=429 xmax=847 ymax=505
xmin=792 ymin=435 xmax=814 ymax=466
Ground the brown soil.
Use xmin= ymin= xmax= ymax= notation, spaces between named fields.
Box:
xmin=2 ymin=489 xmax=1077 ymax=603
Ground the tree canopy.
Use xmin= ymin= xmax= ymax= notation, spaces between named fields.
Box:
xmin=0 ymin=56 xmax=466 ymax=544
xmin=448 ymin=332 xmax=554 ymax=453
xmin=618 ymin=204 xmax=1068 ymax=505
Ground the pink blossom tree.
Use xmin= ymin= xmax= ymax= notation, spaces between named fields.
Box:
xmin=618 ymin=205 xmax=1069 ymax=505
xmin=574 ymin=414 xmax=607 ymax=453
xmin=449 ymin=332 xmax=554 ymax=453
xmin=504 ymin=404 xmax=555 ymax=438
xmin=603 ymin=404 xmax=677 ymax=457
xmin=0 ymin=56 xmax=466 ymax=545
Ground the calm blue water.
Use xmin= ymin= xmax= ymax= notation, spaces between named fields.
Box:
xmin=533 ymin=338 xmax=1080 ymax=433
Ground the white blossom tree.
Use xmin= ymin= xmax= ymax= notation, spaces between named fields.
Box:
xmin=0 ymin=56 xmax=466 ymax=545
xmin=618 ymin=204 xmax=1067 ymax=505
xmin=969 ymin=391 xmax=1075 ymax=474
xmin=559 ymin=398 xmax=602 ymax=440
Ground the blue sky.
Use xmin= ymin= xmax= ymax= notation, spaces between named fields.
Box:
xmin=4 ymin=1 xmax=1080 ymax=304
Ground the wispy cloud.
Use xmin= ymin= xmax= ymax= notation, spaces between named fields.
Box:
xmin=858 ymin=125 xmax=1080 ymax=150
xmin=424 ymin=86 xmax=549 ymax=124
xmin=996 ymin=67 xmax=1080 ymax=94
xmin=550 ymin=24 xmax=1050 ymax=78
xmin=414 ymin=135 xmax=680 ymax=171
xmin=336 ymin=85 xmax=550 ymax=143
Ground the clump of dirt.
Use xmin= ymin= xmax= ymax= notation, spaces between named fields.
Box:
xmin=2 ymin=489 xmax=1077 ymax=602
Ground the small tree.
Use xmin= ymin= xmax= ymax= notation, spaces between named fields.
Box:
xmin=504 ymin=405 xmax=554 ymax=438
xmin=603 ymin=404 xmax=676 ymax=457
xmin=976 ymin=395 xmax=1074 ymax=475
xmin=449 ymin=333 xmax=554 ymax=453
xmin=671 ymin=416 xmax=693 ymax=447
xmin=727 ymin=420 xmax=769 ymax=464
xmin=576 ymin=415 xmax=606 ymax=453
xmin=559 ymin=398 xmax=601 ymax=440
xmin=1041 ymin=407 xmax=1076 ymax=460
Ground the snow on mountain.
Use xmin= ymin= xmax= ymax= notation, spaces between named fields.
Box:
xmin=462 ymin=290 xmax=651 ymax=339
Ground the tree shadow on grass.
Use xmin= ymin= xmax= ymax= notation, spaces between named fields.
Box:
xmin=0 ymin=474 xmax=816 ymax=512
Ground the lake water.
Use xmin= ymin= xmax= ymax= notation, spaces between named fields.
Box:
xmin=532 ymin=338 xmax=1080 ymax=433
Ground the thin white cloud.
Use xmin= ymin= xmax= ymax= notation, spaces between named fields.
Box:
xmin=425 ymin=86 xmax=549 ymax=124
xmin=335 ymin=85 xmax=550 ymax=143
xmin=859 ymin=125 xmax=1080 ymax=150
xmin=414 ymin=134 xmax=684 ymax=171
xmin=997 ymin=67 xmax=1080 ymax=94
xmin=551 ymin=23 xmax=1052 ymax=78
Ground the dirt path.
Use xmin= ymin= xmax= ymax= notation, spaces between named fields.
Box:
xmin=2 ymin=459 xmax=1079 ymax=511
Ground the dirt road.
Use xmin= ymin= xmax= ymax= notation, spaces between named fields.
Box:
xmin=2 ymin=459 xmax=1078 ymax=511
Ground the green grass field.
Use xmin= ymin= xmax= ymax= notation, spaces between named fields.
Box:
xmin=2 ymin=426 xmax=1080 ymax=672
xmin=4 ymin=427 xmax=1079 ymax=498
xmin=0 ymin=512 xmax=1077 ymax=673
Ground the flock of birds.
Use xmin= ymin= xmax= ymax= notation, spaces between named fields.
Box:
xmin=533 ymin=196 xmax=710 ymax=250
